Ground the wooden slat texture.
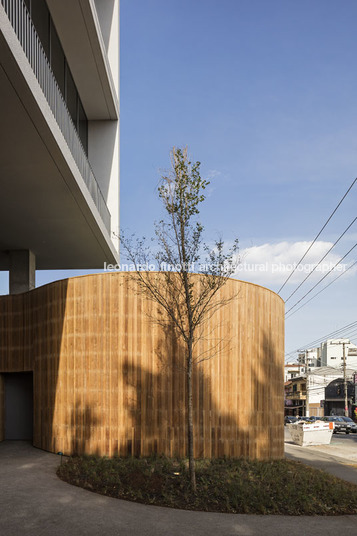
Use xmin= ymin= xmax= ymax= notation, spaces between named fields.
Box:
xmin=0 ymin=374 xmax=4 ymax=442
xmin=0 ymin=273 xmax=284 ymax=459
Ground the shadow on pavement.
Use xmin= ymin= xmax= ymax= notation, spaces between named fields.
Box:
xmin=284 ymin=430 xmax=357 ymax=486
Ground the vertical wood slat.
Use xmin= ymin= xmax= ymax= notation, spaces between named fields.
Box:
xmin=0 ymin=272 xmax=284 ymax=459
xmin=0 ymin=374 xmax=4 ymax=441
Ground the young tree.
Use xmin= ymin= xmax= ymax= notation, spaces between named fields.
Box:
xmin=120 ymin=147 xmax=239 ymax=491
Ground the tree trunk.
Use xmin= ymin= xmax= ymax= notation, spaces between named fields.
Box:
xmin=187 ymin=339 xmax=196 ymax=492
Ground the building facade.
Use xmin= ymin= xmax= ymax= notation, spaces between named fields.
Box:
xmin=324 ymin=376 xmax=356 ymax=417
xmin=0 ymin=273 xmax=285 ymax=460
xmin=0 ymin=0 xmax=120 ymax=293
xmin=284 ymin=362 xmax=302 ymax=382
xmin=285 ymin=367 xmax=357 ymax=417
xmin=298 ymin=346 xmax=321 ymax=372
xmin=320 ymin=339 xmax=357 ymax=368
xmin=285 ymin=377 xmax=307 ymax=416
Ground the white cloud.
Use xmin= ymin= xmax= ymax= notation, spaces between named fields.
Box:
xmin=205 ymin=169 xmax=231 ymax=183
xmin=206 ymin=169 xmax=222 ymax=179
xmin=232 ymin=240 xmax=356 ymax=289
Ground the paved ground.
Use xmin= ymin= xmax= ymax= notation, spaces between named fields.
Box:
xmin=285 ymin=427 xmax=357 ymax=485
xmin=1 ymin=439 xmax=357 ymax=536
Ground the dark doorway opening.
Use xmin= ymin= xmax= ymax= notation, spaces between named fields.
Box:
xmin=4 ymin=372 xmax=33 ymax=440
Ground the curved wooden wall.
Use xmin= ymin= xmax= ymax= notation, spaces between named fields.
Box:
xmin=0 ymin=273 xmax=284 ymax=459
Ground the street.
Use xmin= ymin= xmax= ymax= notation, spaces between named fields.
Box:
xmin=285 ymin=425 xmax=357 ymax=486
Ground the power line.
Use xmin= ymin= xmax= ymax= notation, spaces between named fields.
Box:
xmin=285 ymin=242 xmax=357 ymax=316
xmin=285 ymin=343 xmax=357 ymax=364
xmin=285 ymin=259 xmax=357 ymax=319
xmin=323 ymin=329 xmax=357 ymax=345
xmin=278 ymin=177 xmax=357 ymax=295
xmin=284 ymin=216 xmax=357 ymax=303
xmin=303 ymin=320 xmax=357 ymax=347
xmin=341 ymin=328 xmax=357 ymax=340
xmin=285 ymin=328 xmax=357 ymax=362
xmin=285 ymin=319 xmax=357 ymax=359
xmin=304 ymin=320 xmax=357 ymax=347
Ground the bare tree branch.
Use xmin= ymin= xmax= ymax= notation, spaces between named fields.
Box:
xmin=119 ymin=147 xmax=239 ymax=491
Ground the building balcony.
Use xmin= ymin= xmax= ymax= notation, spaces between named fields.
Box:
xmin=1 ymin=0 xmax=110 ymax=231
xmin=286 ymin=391 xmax=307 ymax=400
xmin=0 ymin=0 xmax=119 ymax=269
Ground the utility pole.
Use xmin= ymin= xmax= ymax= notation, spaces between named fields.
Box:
xmin=343 ymin=342 xmax=349 ymax=417
xmin=305 ymin=371 xmax=309 ymax=417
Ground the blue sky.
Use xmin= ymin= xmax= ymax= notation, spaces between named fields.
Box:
xmin=1 ymin=0 xmax=356 ymax=357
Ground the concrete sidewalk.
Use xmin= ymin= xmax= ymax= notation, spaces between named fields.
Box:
xmin=1 ymin=441 xmax=357 ymax=536
xmin=285 ymin=440 xmax=357 ymax=485
xmin=285 ymin=427 xmax=357 ymax=485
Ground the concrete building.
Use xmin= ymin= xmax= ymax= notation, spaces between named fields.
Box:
xmin=0 ymin=0 xmax=120 ymax=294
xmin=285 ymin=376 xmax=306 ymax=416
xmin=324 ymin=376 xmax=356 ymax=417
xmin=285 ymin=367 xmax=357 ymax=417
xmin=320 ymin=339 xmax=357 ymax=368
xmin=297 ymin=339 xmax=357 ymax=373
xmin=284 ymin=362 xmax=302 ymax=382
xmin=306 ymin=366 xmax=355 ymax=417
xmin=298 ymin=346 xmax=321 ymax=372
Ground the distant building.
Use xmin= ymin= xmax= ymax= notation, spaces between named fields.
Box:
xmin=285 ymin=376 xmax=306 ymax=416
xmin=296 ymin=339 xmax=357 ymax=373
xmin=307 ymin=366 xmax=355 ymax=417
xmin=298 ymin=346 xmax=321 ymax=372
xmin=285 ymin=366 xmax=357 ymax=417
xmin=284 ymin=363 xmax=303 ymax=382
xmin=320 ymin=339 xmax=357 ymax=368
xmin=324 ymin=377 xmax=356 ymax=417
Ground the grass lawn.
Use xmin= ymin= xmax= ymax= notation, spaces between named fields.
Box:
xmin=57 ymin=455 xmax=357 ymax=515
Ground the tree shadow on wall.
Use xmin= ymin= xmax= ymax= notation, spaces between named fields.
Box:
xmin=122 ymin=320 xmax=243 ymax=459
xmin=122 ymin=319 xmax=284 ymax=460
xmin=249 ymin=331 xmax=285 ymax=459
xmin=70 ymin=399 xmax=99 ymax=456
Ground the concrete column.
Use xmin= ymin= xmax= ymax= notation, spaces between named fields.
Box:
xmin=9 ymin=250 xmax=36 ymax=295
xmin=88 ymin=120 xmax=119 ymax=251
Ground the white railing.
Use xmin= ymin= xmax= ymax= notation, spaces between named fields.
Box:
xmin=1 ymin=0 xmax=111 ymax=232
